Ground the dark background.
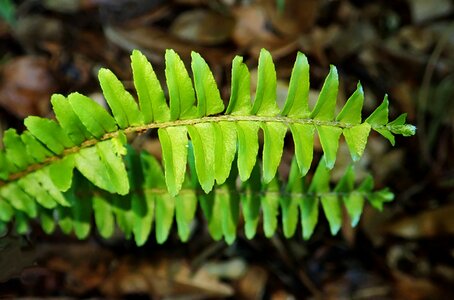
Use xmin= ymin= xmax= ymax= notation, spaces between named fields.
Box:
xmin=0 ymin=0 xmax=453 ymax=299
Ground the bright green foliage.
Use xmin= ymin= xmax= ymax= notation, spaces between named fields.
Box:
xmin=158 ymin=126 xmax=188 ymax=196
xmin=191 ymin=52 xmax=225 ymax=117
xmin=281 ymin=52 xmax=310 ymax=117
xmin=68 ymin=92 xmax=117 ymax=138
xmin=0 ymin=147 xmax=395 ymax=244
xmin=213 ymin=122 xmax=237 ymax=185
xmin=98 ymin=68 xmax=144 ymax=128
xmin=251 ymin=49 xmax=280 ymax=116
xmin=24 ymin=117 xmax=74 ymax=154
xmin=0 ymin=48 xmax=415 ymax=244
xmin=165 ymin=49 xmax=197 ymax=120
xmin=226 ymin=56 xmax=251 ymax=115
xmin=131 ymin=50 xmax=170 ymax=123
xmin=310 ymin=65 xmax=338 ymax=121
xmin=188 ymin=123 xmax=216 ymax=193
xmin=51 ymin=94 xmax=93 ymax=144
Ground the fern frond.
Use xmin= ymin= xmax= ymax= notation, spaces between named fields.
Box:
xmin=0 ymin=148 xmax=393 ymax=245
xmin=0 ymin=49 xmax=415 ymax=202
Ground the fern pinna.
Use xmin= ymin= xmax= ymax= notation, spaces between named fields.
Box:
xmin=0 ymin=49 xmax=414 ymax=244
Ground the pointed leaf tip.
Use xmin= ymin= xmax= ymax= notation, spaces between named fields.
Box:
xmin=281 ymin=51 xmax=310 ymax=117
xmin=336 ymin=82 xmax=364 ymax=124
xmin=311 ymin=65 xmax=339 ymax=121
xmin=131 ymin=49 xmax=170 ymax=123
xmin=191 ymin=51 xmax=224 ymax=117
xmin=366 ymin=95 xmax=389 ymax=125
xmin=226 ymin=55 xmax=251 ymax=115
xmin=165 ymin=49 xmax=197 ymax=120
xmin=251 ymin=49 xmax=279 ymax=116
xmin=98 ymin=68 xmax=143 ymax=128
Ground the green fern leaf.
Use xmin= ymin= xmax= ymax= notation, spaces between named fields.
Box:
xmin=131 ymin=50 xmax=170 ymax=123
xmin=1 ymin=183 xmax=37 ymax=217
xmin=251 ymin=49 xmax=280 ymax=116
xmin=93 ymin=194 xmax=115 ymax=239
xmin=175 ymin=187 xmax=197 ymax=242
xmin=3 ymin=129 xmax=32 ymax=170
xmin=48 ymin=155 xmax=75 ymax=192
xmin=289 ymin=124 xmax=314 ymax=176
xmin=24 ymin=116 xmax=74 ymax=155
xmin=310 ymin=65 xmax=338 ymax=121
xmin=281 ymin=159 xmax=301 ymax=238
xmin=158 ymin=126 xmax=188 ymax=196
xmin=226 ymin=56 xmax=251 ymax=115
xmin=191 ymin=51 xmax=225 ymax=117
xmin=236 ymin=121 xmax=260 ymax=181
xmin=155 ymin=194 xmax=175 ymax=244
xmin=213 ymin=122 xmax=237 ymax=185
xmin=187 ymin=123 xmax=216 ymax=193
xmin=98 ymin=68 xmax=144 ymax=128
xmin=0 ymin=197 xmax=14 ymax=222
xmin=75 ymin=138 xmax=129 ymax=195
xmin=321 ymin=194 xmax=342 ymax=235
xmin=262 ymin=177 xmax=280 ymax=238
xmin=51 ymin=94 xmax=93 ymax=144
xmin=165 ymin=49 xmax=197 ymax=120
xmin=336 ymin=83 xmax=364 ymax=124
xmin=21 ymin=131 xmax=53 ymax=162
xmin=317 ymin=125 xmax=342 ymax=169
xmin=67 ymin=178 xmax=91 ymax=239
xmin=39 ymin=207 xmax=56 ymax=234
xmin=68 ymin=92 xmax=117 ymax=138
xmin=281 ymin=52 xmax=310 ymax=117
xmin=343 ymin=123 xmax=371 ymax=161
xmin=262 ymin=122 xmax=287 ymax=183
xmin=241 ymin=164 xmax=261 ymax=239
xmin=15 ymin=211 xmax=29 ymax=234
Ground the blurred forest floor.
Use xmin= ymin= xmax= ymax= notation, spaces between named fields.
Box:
xmin=0 ymin=0 xmax=453 ymax=299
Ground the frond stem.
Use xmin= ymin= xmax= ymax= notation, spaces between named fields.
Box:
xmin=1 ymin=115 xmax=387 ymax=186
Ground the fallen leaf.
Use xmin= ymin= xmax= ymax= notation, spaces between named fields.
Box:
xmin=408 ymin=0 xmax=453 ymax=23
xmin=0 ymin=234 xmax=36 ymax=283
xmin=0 ymin=56 xmax=57 ymax=118
xmin=393 ymin=271 xmax=446 ymax=300
xmin=385 ymin=204 xmax=454 ymax=238
xmin=170 ymin=9 xmax=235 ymax=46
xmin=101 ymin=257 xmax=234 ymax=299
xmin=235 ymin=265 xmax=268 ymax=300
xmin=263 ymin=0 xmax=319 ymax=36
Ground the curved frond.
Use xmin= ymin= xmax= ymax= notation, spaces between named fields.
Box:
xmin=0 ymin=49 xmax=415 ymax=242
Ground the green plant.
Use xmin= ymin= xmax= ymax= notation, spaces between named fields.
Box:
xmin=0 ymin=49 xmax=415 ymax=244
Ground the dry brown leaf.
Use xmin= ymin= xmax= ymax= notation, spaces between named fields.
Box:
xmin=385 ymin=204 xmax=454 ymax=238
xmin=0 ymin=235 xmax=37 ymax=283
xmin=43 ymin=243 xmax=113 ymax=295
xmin=393 ymin=271 xmax=446 ymax=300
xmin=13 ymin=16 xmax=64 ymax=53
xmin=104 ymin=25 xmax=232 ymax=66
xmin=231 ymin=4 xmax=287 ymax=56
xmin=408 ymin=0 xmax=453 ymax=23
xmin=263 ymin=0 xmax=319 ymax=36
xmin=0 ymin=56 xmax=57 ymax=118
xmin=101 ymin=257 xmax=234 ymax=299
xmin=170 ymin=9 xmax=235 ymax=46
xmin=235 ymin=265 xmax=268 ymax=300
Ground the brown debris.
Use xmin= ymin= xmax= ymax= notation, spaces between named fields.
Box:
xmin=0 ymin=56 xmax=57 ymax=118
